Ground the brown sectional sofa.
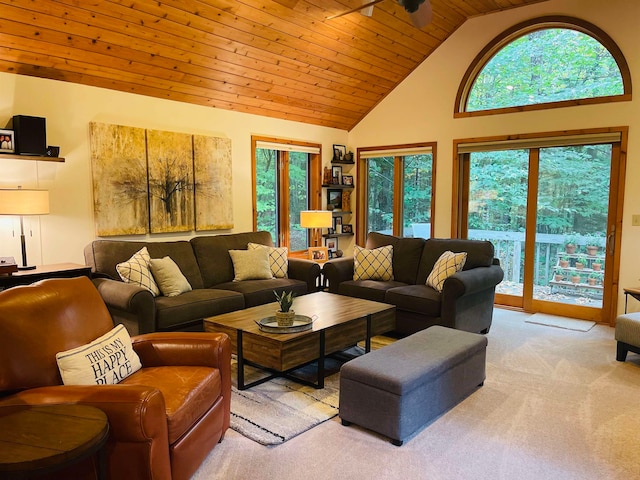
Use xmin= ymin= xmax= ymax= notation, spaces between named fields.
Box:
xmin=322 ymin=232 xmax=504 ymax=335
xmin=84 ymin=231 xmax=321 ymax=334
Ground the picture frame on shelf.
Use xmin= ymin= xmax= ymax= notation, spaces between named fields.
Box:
xmin=325 ymin=237 xmax=337 ymax=255
xmin=332 ymin=165 xmax=342 ymax=184
xmin=342 ymin=175 xmax=353 ymax=186
xmin=309 ymin=246 xmax=329 ymax=262
xmin=327 ymin=189 xmax=343 ymax=211
xmin=333 ymin=215 xmax=342 ymax=233
xmin=0 ymin=129 xmax=15 ymax=153
xmin=333 ymin=144 xmax=346 ymax=162
xmin=342 ymin=224 xmax=353 ymax=234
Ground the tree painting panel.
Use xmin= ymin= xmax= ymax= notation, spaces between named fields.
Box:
xmin=89 ymin=122 xmax=148 ymax=236
xmin=147 ymin=129 xmax=194 ymax=233
xmin=193 ymin=135 xmax=233 ymax=231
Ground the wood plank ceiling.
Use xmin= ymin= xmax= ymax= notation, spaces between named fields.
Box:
xmin=0 ymin=0 xmax=548 ymax=131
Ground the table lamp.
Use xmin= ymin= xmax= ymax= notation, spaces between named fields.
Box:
xmin=0 ymin=187 xmax=50 ymax=270
xmin=300 ymin=210 xmax=333 ymax=248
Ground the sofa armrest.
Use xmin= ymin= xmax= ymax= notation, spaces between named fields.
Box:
xmin=92 ymin=278 xmax=156 ymax=334
xmin=443 ymin=264 xmax=504 ymax=299
xmin=288 ymin=258 xmax=322 ymax=293
xmin=322 ymin=257 xmax=354 ymax=293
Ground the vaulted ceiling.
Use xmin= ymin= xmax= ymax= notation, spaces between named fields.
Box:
xmin=0 ymin=0 xmax=548 ymax=131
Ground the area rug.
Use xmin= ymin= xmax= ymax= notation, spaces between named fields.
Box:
xmin=525 ymin=313 xmax=596 ymax=331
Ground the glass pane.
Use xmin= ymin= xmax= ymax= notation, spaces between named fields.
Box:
xmin=367 ymin=156 xmax=394 ymax=234
xmin=534 ymin=145 xmax=611 ymax=307
xmin=255 ymin=148 xmax=278 ymax=243
xmin=402 ymin=153 xmax=432 ymax=238
xmin=288 ymin=151 xmax=309 ymax=251
xmin=468 ymin=28 xmax=624 ymax=112
xmin=467 ymin=150 xmax=529 ymax=297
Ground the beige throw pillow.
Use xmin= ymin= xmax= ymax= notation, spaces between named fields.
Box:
xmin=149 ymin=256 xmax=192 ymax=297
xmin=56 ymin=324 xmax=142 ymax=385
xmin=426 ymin=251 xmax=467 ymax=292
xmin=229 ymin=248 xmax=273 ymax=281
xmin=247 ymin=242 xmax=289 ymax=278
xmin=353 ymin=245 xmax=394 ymax=281
xmin=116 ymin=247 xmax=160 ymax=296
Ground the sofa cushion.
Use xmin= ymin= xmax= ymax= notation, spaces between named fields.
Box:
xmin=116 ymin=247 xmax=160 ymax=296
xmin=339 ymin=279 xmax=407 ymax=303
xmin=366 ymin=232 xmax=425 ymax=284
xmin=248 ymin=242 xmax=289 ymax=278
xmin=417 ymin=238 xmax=495 ymax=284
xmin=150 ymin=256 xmax=192 ymax=297
xmin=56 ymin=324 xmax=142 ymax=385
xmin=354 ymin=245 xmax=394 ymax=281
xmin=154 ymin=289 xmax=245 ymax=330
xmin=385 ymin=285 xmax=442 ymax=317
xmin=214 ymin=279 xmax=308 ymax=308
xmin=229 ymin=248 xmax=273 ymax=281
xmin=426 ymin=251 xmax=467 ymax=293
xmin=191 ymin=231 xmax=274 ymax=287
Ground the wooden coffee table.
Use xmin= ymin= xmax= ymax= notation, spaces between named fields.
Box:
xmin=204 ymin=292 xmax=395 ymax=390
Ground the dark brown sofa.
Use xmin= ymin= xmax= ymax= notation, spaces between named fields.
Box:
xmin=84 ymin=231 xmax=321 ymax=334
xmin=322 ymin=232 xmax=504 ymax=335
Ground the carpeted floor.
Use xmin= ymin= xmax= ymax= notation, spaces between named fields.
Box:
xmin=192 ymin=309 xmax=640 ymax=480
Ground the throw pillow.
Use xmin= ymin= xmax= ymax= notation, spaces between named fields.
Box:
xmin=149 ymin=256 xmax=192 ymax=297
xmin=426 ymin=251 xmax=468 ymax=292
xmin=353 ymin=245 xmax=394 ymax=281
xmin=116 ymin=247 xmax=160 ymax=296
xmin=229 ymin=248 xmax=273 ymax=281
xmin=56 ymin=324 xmax=142 ymax=385
xmin=247 ymin=242 xmax=289 ymax=278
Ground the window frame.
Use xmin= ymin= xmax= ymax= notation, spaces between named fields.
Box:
xmin=454 ymin=16 xmax=632 ymax=118
xmin=251 ymin=135 xmax=322 ymax=251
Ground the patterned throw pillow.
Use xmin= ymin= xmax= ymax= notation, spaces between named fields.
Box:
xmin=426 ymin=251 xmax=467 ymax=292
xmin=116 ymin=247 xmax=160 ymax=296
xmin=56 ymin=324 xmax=142 ymax=385
xmin=229 ymin=248 xmax=273 ymax=281
xmin=353 ymin=245 xmax=394 ymax=281
xmin=247 ymin=242 xmax=289 ymax=278
xmin=149 ymin=256 xmax=192 ymax=297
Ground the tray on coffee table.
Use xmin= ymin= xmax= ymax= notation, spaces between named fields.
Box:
xmin=255 ymin=315 xmax=314 ymax=333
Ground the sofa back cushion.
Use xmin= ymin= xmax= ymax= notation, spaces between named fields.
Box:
xmin=191 ymin=231 xmax=274 ymax=287
xmin=85 ymin=240 xmax=204 ymax=290
xmin=417 ymin=238 xmax=495 ymax=284
xmin=365 ymin=232 xmax=425 ymax=285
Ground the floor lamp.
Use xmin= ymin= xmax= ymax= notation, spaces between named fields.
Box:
xmin=300 ymin=210 xmax=333 ymax=249
xmin=0 ymin=188 xmax=50 ymax=270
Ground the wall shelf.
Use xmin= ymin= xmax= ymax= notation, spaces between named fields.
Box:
xmin=0 ymin=154 xmax=65 ymax=162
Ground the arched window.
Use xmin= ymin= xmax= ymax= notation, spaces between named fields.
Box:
xmin=455 ymin=17 xmax=631 ymax=117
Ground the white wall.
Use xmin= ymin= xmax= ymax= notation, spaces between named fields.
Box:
xmin=0 ymin=75 xmax=347 ymax=266
xmin=349 ymin=0 xmax=640 ymax=315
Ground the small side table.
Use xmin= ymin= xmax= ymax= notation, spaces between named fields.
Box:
xmin=0 ymin=263 xmax=92 ymax=290
xmin=624 ymin=287 xmax=640 ymax=313
xmin=0 ymin=404 xmax=109 ymax=479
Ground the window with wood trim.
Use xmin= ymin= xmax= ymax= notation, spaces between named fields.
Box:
xmin=357 ymin=144 xmax=435 ymax=242
xmin=252 ymin=137 xmax=321 ymax=251
xmin=456 ymin=16 xmax=631 ymax=117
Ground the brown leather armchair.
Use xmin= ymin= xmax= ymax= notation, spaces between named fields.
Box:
xmin=0 ymin=277 xmax=231 ymax=480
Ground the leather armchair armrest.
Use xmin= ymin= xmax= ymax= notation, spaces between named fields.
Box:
xmin=92 ymin=278 xmax=156 ymax=334
xmin=0 ymin=385 xmax=168 ymax=444
xmin=132 ymin=332 xmax=231 ymax=370
xmin=288 ymin=258 xmax=321 ymax=292
xmin=322 ymin=257 xmax=354 ymax=293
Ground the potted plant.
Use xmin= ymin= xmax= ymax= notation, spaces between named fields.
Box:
xmin=274 ymin=290 xmax=296 ymax=327
xmin=553 ymin=267 xmax=564 ymax=282
xmin=571 ymin=272 xmax=582 ymax=284
xmin=559 ymin=256 xmax=570 ymax=268
xmin=575 ymin=255 xmax=588 ymax=270
xmin=587 ymin=272 xmax=599 ymax=286
xmin=564 ymin=234 xmax=579 ymax=254
xmin=585 ymin=232 xmax=605 ymax=256
xmin=592 ymin=259 xmax=603 ymax=271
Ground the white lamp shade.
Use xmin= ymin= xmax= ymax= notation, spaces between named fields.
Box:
xmin=300 ymin=210 xmax=333 ymax=228
xmin=0 ymin=189 xmax=50 ymax=215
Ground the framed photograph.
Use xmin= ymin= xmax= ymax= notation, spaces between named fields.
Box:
xmin=327 ymin=189 xmax=343 ymax=210
xmin=342 ymin=175 xmax=353 ymax=186
xmin=333 ymin=144 xmax=346 ymax=162
xmin=325 ymin=237 xmax=337 ymax=254
xmin=332 ymin=165 xmax=342 ymax=184
xmin=308 ymin=246 xmax=329 ymax=262
xmin=333 ymin=215 xmax=342 ymax=233
xmin=0 ymin=129 xmax=15 ymax=153
xmin=342 ymin=224 xmax=353 ymax=234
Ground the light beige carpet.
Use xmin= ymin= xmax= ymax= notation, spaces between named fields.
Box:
xmin=194 ymin=309 xmax=640 ymax=480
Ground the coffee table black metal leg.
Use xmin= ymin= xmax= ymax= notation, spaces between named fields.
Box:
xmin=365 ymin=314 xmax=372 ymax=353
xmin=317 ymin=330 xmax=325 ymax=389
xmin=237 ymin=329 xmax=245 ymax=390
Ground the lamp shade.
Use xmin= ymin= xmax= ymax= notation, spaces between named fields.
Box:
xmin=0 ymin=189 xmax=50 ymax=215
xmin=300 ymin=210 xmax=332 ymax=229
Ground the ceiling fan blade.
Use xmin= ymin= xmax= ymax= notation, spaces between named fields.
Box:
xmin=326 ymin=0 xmax=386 ymax=20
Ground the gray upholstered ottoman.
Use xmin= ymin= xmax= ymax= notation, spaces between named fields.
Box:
xmin=339 ymin=325 xmax=487 ymax=446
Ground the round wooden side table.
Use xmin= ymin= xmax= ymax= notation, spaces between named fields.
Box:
xmin=0 ymin=404 xmax=109 ymax=479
